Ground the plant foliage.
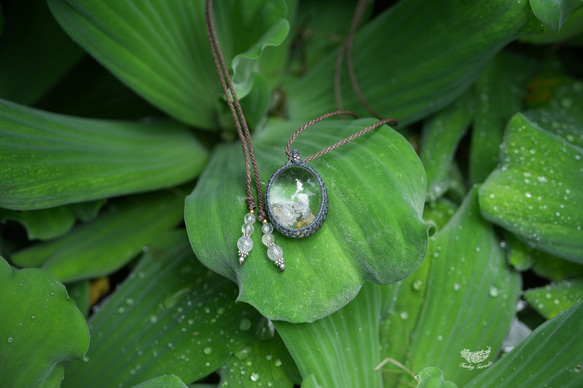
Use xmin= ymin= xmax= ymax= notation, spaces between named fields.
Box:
xmin=1 ymin=0 xmax=582 ymax=387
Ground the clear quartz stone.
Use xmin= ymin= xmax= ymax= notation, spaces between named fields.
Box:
xmin=244 ymin=213 xmax=256 ymax=224
xmin=242 ymin=223 xmax=254 ymax=235
xmin=237 ymin=236 xmax=253 ymax=252
xmin=262 ymin=223 xmax=273 ymax=234
xmin=262 ymin=233 xmax=274 ymax=246
xmin=267 ymin=244 xmax=283 ymax=262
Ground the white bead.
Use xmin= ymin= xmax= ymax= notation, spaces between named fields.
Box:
xmin=267 ymin=244 xmax=283 ymax=261
xmin=262 ymin=233 xmax=274 ymax=246
xmin=262 ymin=223 xmax=273 ymax=234
xmin=237 ymin=236 xmax=253 ymax=252
xmin=244 ymin=213 xmax=256 ymax=224
xmin=242 ymin=223 xmax=254 ymax=235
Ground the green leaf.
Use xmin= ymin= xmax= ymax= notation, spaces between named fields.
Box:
xmin=63 ymin=232 xmax=264 ymax=388
xmin=186 ymin=118 xmax=430 ymax=322
xmin=48 ymin=0 xmax=289 ymax=129
xmin=416 ymin=367 xmax=458 ymax=388
xmin=0 ymin=206 xmax=76 ymax=241
xmin=218 ymin=332 xmax=297 ymax=387
xmin=532 ymin=252 xmax=583 ymax=280
xmin=285 ymin=0 xmax=536 ymax=126
xmin=0 ymin=256 xmax=89 ymax=388
xmin=479 ymin=113 xmax=583 ymax=262
xmin=520 ymin=6 xmax=583 ymax=43
xmin=470 ymin=50 xmax=537 ymax=183
xmin=10 ymin=189 xmax=186 ymax=282
xmin=34 ymin=56 xmax=162 ymax=120
xmin=0 ymin=99 xmax=208 ymax=210
xmin=524 ymin=279 xmax=583 ymax=319
xmin=67 ymin=280 xmax=90 ymax=317
xmin=275 ymin=282 xmax=383 ymax=388
xmin=465 ymin=301 xmax=583 ymax=387
xmin=529 ymin=0 xmax=583 ymax=31
xmin=129 ymin=375 xmax=189 ymax=388
xmin=505 ymin=232 xmax=536 ymax=271
xmin=408 ymin=187 xmax=521 ymax=386
xmin=0 ymin=200 xmax=105 ymax=241
xmin=300 ymin=375 xmax=324 ymax=388
xmin=0 ymin=0 xmax=84 ymax=104
xmin=420 ymin=91 xmax=474 ymax=201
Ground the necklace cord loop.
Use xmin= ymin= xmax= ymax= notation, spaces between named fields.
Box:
xmin=287 ymin=113 xmax=398 ymax=163
xmin=205 ymin=0 xmax=266 ymax=221
xmin=206 ymin=0 xmax=398 ymax=223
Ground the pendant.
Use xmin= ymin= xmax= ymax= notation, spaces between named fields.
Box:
xmin=265 ymin=149 xmax=328 ymax=238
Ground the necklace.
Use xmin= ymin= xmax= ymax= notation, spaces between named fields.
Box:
xmin=205 ymin=0 xmax=397 ymax=272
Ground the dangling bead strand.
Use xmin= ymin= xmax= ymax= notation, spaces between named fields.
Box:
xmin=261 ymin=221 xmax=285 ymax=272
xmin=237 ymin=211 xmax=255 ymax=265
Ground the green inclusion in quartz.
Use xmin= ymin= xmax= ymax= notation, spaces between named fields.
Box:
xmin=268 ymin=166 xmax=322 ymax=230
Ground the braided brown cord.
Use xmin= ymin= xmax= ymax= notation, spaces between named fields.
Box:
xmin=205 ymin=0 xmax=266 ymax=221
xmin=287 ymin=114 xmax=399 ymax=163
xmin=285 ymin=110 xmax=358 ymax=159
xmin=334 ymin=0 xmax=382 ymax=119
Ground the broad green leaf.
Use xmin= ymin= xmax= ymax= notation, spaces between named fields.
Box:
xmin=470 ymin=50 xmax=537 ymax=183
xmin=529 ymin=0 xmax=582 ymax=31
xmin=0 ymin=256 xmax=89 ymax=388
xmin=465 ymin=301 xmax=583 ymax=388
xmin=0 ymin=206 xmax=76 ymax=241
xmin=48 ymin=0 xmax=289 ymax=129
xmin=218 ymin=332 xmax=297 ymax=387
xmin=416 ymin=367 xmax=457 ymax=388
xmin=532 ymin=252 xmax=583 ymax=280
xmin=0 ymin=99 xmax=207 ymax=210
xmin=10 ymin=189 xmax=186 ymax=282
xmin=0 ymin=199 xmax=105 ymax=241
xmin=67 ymin=199 xmax=107 ymax=223
xmin=505 ymin=232 xmax=536 ymax=271
xmin=409 ymin=188 xmax=521 ymax=386
xmin=523 ymin=74 xmax=583 ymax=147
xmin=378 ymin=200 xmax=455 ymax=388
xmin=275 ymin=282 xmax=383 ymax=388
xmin=423 ymin=198 xmax=458 ymax=232
xmin=300 ymin=375 xmax=324 ymax=388
xmin=67 ymin=280 xmax=90 ymax=317
xmin=520 ymin=6 xmax=583 ymax=43
xmin=479 ymin=113 xmax=583 ymax=262
xmin=63 ymin=232 xmax=264 ymax=388
xmin=129 ymin=375 xmax=189 ymax=388
xmin=0 ymin=0 xmax=84 ymax=104
xmin=35 ymin=56 xmax=161 ymax=120
xmin=285 ymin=0 xmax=537 ymax=126
xmin=186 ymin=118 xmax=430 ymax=322
xmin=287 ymin=0 xmax=365 ymax=74
xmin=420 ymin=91 xmax=474 ymax=201
xmin=524 ymin=279 xmax=583 ymax=318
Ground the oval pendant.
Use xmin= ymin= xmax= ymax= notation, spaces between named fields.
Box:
xmin=265 ymin=149 xmax=328 ymax=238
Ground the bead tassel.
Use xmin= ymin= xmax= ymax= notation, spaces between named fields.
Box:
xmin=237 ymin=212 xmax=255 ymax=265
xmin=261 ymin=222 xmax=285 ymax=272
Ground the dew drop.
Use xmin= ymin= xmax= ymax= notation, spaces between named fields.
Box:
xmin=400 ymin=311 xmax=409 ymax=320
xmin=7 ymin=337 xmax=13 ymax=343
xmin=489 ymin=286 xmax=499 ymax=298
xmin=239 ymin=318 xmax=252 ymax=331
xmin=412 ymin=280 xmax=423 ymax=291
xmin=250 ymin=372 xmax=260 ymax=382
xmin=203 ymin=347 xmax=213 ymax=355
xmin=234 ymin=346 xmax=252 ymax=360
xmin=453 ymin=283 xmax=461 ymax=291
